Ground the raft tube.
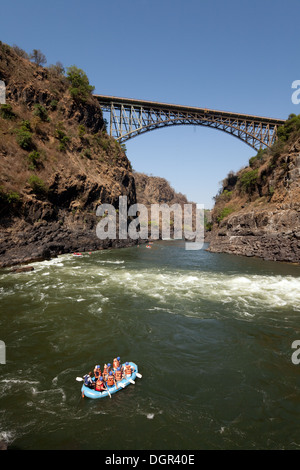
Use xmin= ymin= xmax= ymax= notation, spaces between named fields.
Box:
xmin=81 ymin=362 xmax=138 ymax=399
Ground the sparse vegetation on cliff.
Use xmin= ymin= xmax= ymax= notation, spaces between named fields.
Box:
xmin=0 ymin=41 xmax=136 ymax=266
xmin=212 ymin=114 xmax=300 ymax=226
xmin=66 ymin=65 xmax=95 ymax=103
xmin=209 ymin=113 xmax=300 ymax=263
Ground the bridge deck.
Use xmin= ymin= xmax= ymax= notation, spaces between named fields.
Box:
xmin=94 ymin=94 xmax=286 ymax=125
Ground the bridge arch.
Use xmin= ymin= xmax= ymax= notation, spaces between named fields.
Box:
xmin=95 ymin=95 xmax=286 ymax=151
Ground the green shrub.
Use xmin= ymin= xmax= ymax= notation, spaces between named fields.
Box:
xmin=33 ymin=104 xmax=49 ymax=122
xmin=16 ymin=122 xmax=33 ymax=149
xmin=249 ymin=148 xmax=266 ymax=168
xmin=219 ymin=189 xmax=232 ymax=201
xmin=66 ymin=65 xmax=95 ymax=102
xmin=217 ymin=206 xmax=235 ymax=224
xmin=78 ymin=124 xmax=86 ymax=138
xmin=268 ymin=186 xmax=275 ymax=198
xmin=277 ymin=114 xmax=300 ymax=142
xmin=239 ymin=169 xmax=258 ymax=193
xmin=6 ymin=191 xmax=21 ymax=204
xmin=55 ymin=123 xmax=70 ymax=151
xmin=27 ymin=151 xmax=40 ymax=170
xmin=0 ymin=104 xmax=16 ymax=120
xmin=28 ymin=175 xmax=47 ymax=195
xmin=49 ymin=100 xmax=58 ymax=111
xmin=20 ymin=120 xmax=31 ymax=131
xmin=249 ymin=156 xmax=257 ymax=168
xmin=269 ymin=139 xmax=285 ymax=163
xmin=0 ymin=186 xmax=21 ymax=205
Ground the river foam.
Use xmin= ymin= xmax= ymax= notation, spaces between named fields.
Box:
xmin=1 ymin=244 xmax=300 ymax=450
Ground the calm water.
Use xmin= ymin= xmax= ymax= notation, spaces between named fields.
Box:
xmin=0 ymin=241 xmax=300 ymax=450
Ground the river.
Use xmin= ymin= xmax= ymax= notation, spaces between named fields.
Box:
xmin=0 ymin=241 xmax=300 ymax=450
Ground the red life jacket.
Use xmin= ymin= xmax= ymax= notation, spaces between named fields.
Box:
xmin=125 ymin=364 xmax=132 ymax=376
xmin=95 ymin=380 xmax=104 ymax=392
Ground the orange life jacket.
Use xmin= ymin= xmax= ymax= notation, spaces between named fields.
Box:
xmin=115 ymin=369 xmax=122 ymax=381
xmin=107 ymin=375 xmax=114 ymax=386
xmin=125 ymin=364 xmax=132 ymax=376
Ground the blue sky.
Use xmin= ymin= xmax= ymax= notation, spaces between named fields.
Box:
xmin=1 ymin=0 xmax=299 ymax=208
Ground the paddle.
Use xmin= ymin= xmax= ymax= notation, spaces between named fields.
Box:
xmin=104 ymin=385 xmax=112 ymax=399
xmin=74 ymin=377 xmax=85 ymax=409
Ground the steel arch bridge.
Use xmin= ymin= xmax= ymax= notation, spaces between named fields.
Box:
xmin=95 ymin=95 xmax=286 ymax=151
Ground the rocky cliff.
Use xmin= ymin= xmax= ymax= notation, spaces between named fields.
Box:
xmin=207 ymin=117 xmax=300 ymax=263
xmin=0 ymin=42 xmax=137 ymax=267
xmin=134 ymin=172 xmax=200 ymax=238
xmin=134 ymin=172 xmax=189 ymax=206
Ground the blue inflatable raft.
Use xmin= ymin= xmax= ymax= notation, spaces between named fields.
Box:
xmin=81 ymin=362 xmax=139 ymax=399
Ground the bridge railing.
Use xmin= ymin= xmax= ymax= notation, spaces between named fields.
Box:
xmin=95 ymin=95 xmax=286 ymax=150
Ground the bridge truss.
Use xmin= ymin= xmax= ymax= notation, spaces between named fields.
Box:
xmin=95 ymin=95 xmax=285 ymax=151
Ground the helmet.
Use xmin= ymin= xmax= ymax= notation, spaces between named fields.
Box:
xmin=125 ymin=362 xmax=129 ymax=365
xmin=100 ymin=377 xmax=103 ymax=381
xmin=107 ymin=363 xmax=111 ymax=367
xmin=117 ymin=367 xmax=120 ymax=371
xmin=117 ymin=356 xmax=120 ymax=361
xmin=109 ymin=371 xmax=113 ymax=375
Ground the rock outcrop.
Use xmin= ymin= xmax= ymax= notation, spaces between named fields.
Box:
xmin=208 ymin=207 xmax=300 ymax=262
xmin=134 ymin=172 xmax=202 ymax=239
xmin=0 ymin=42 xmax=137 ymax=267
xmin=208 ymin=125 xmax=300 ymax=263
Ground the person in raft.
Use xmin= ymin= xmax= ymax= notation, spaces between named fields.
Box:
xmin=124 ymin=362 xmax=134 ymax=377
xmin=95 ymin=376 xmax=108 ymax=393
xmin=114 ymin=367 xmax=123 ymax=383
xmin=106 ymin=371 xmax=117 ymax=388
xmin=113 ymin=357 xmax=121 ymax=370
xmin=94 ymin=365 xmax=102 ymax=381
xmin=84 ymin=372 xmax=95 ymax=389
xmin=102 ymin=364 xmax=110 ymax=382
